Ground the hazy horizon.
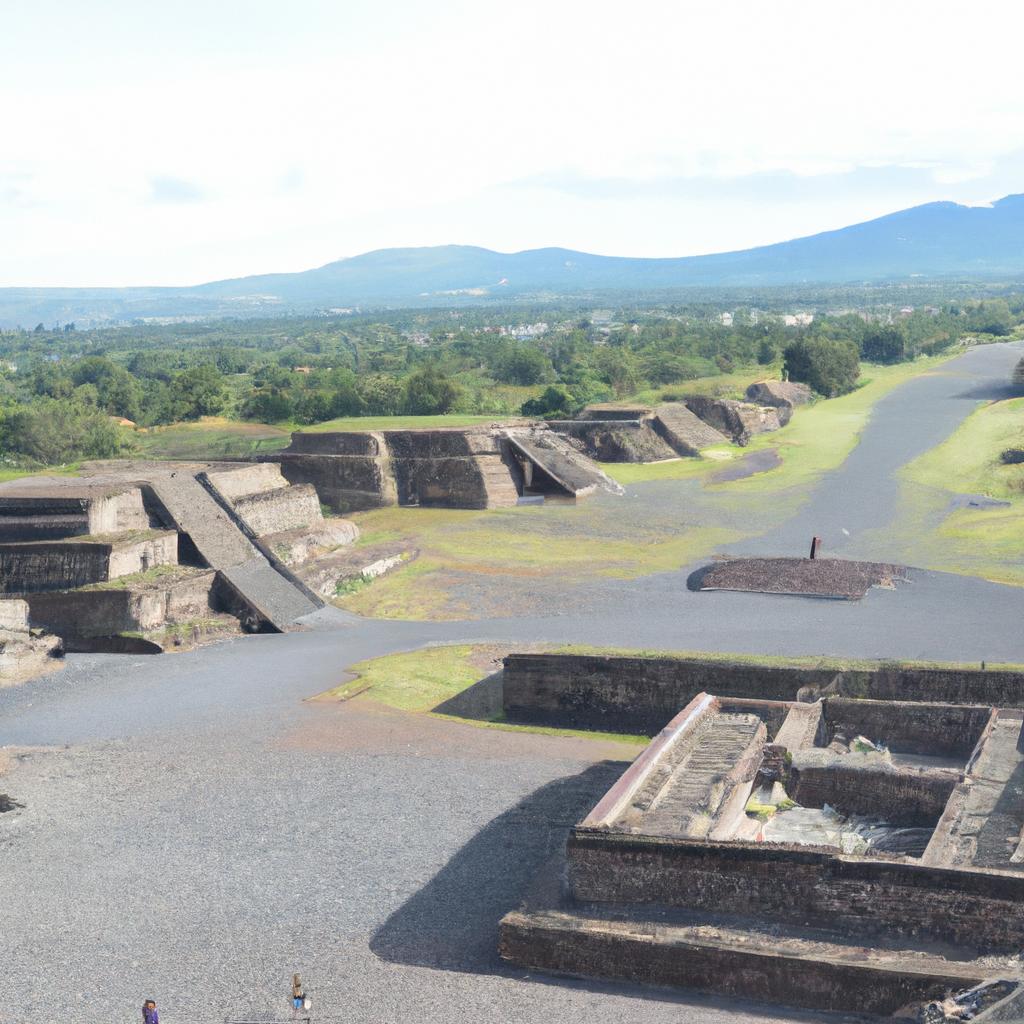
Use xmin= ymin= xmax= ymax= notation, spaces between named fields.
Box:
xmin=7 ymin=0 xmax=1024 ymax=288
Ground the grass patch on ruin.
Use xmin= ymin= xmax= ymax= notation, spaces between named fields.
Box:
xmin=313 ymin=643 xmax=647 ymax=745
xmin=549 ymin=643 xmax=1024 ymax=672
xmin=301 ymin=413 xmax=519 ymax=432
xmin=606 ymin=357 xmax=957 ymax=491
xmin=134 ymin=416 xmax=290 ymax=460
xmin=335 ymin=504 xmax=742 ymax=619
xmin=80 ymin=564 xmax=202 ymax=591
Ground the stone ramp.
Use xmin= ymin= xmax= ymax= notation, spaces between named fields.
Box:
xmin=145 ymin=473 xmax=319 ymax=630
xmin=219 ymin=559 xmax=320 ymax=631
xmin=145 ymin=473 xmax=257 ymax=567
xmin=503 ymin=432 xmax=623 ymax=498
xmin=499 ymin=905 xmax=989 ymax=1018
xmin=652 ymin=403 xmax=729 ymax=455
xmin=636 ymin=713 xmax=765 ymax=837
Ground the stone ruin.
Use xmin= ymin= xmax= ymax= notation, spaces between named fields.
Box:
xmin=496 ymin=651 xmax=1024 ymax=1018
xmin=547 ymin=380 xmax=811 ymax=463
xmin=0 ymin=462 xmax=357 ymax=655
xmin=265 ymin=424 xmax=622 ymax=513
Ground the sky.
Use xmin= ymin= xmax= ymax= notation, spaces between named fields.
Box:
xmin=4 ymin=0 xmax=1024 ymax=287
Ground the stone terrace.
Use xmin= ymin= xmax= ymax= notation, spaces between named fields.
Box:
xmin=500 ymin=691 xmax=1024 ymax=1017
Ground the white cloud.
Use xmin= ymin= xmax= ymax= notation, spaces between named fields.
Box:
xmin=3 ymin=0 xmax=1024 ymax=284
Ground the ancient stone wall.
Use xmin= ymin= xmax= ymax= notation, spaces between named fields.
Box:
xmin=498 ymin=912 xmax=975 ymax=1016
xmin=822 ymin=697 xmax=991 ymax=758
xmin=567 ymin=831 xmax=1024 ymax=951
xmin=230 ymin=484 xmax=321 ymax=536
xmin=0 ymin=533 xmax=177 ymax=595
xmin=503 ymin=653 xmax=1024 ymax=732
xmin=547 ymin=420 xmax=678 ymax=463
xmin=787 ymin=755 xmax=957 ymax=825
xmin=26 ymin=570 xmax=217 ymax=636
xmin=684 ymin=396 xmax=781 ymax=445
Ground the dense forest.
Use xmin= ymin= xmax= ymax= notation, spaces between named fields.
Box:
xmin=0 ymin=291 xmax=1019 ymax=466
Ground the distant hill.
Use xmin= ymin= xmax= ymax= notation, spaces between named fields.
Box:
xmin=6 ymin=194 xmax=1024 ymax=326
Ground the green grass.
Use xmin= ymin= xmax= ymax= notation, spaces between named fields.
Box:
xmin=302 ymin=413 xmax=519 ymax=432
xmin=313 ymin=643 xmax=647 ymax=745
xmin=550 ymin=643 xmax=1023 ymax=672
xmin=81 ymin=564 xmax=199 ymax=591
xmin=606 ymin=357 xmax=957 ymax=491
xmin=135 ymin=417 xmax=290 ymax=460
xmin=0 ymin=463 xmax=81 ymax=483
xmin=875 ymin=396 xmax=1024 ymax=585
xmin=336 ymin=505 xmax=741 ymax=620
xmin=903 ymin=397 xmax=1024 ymax=500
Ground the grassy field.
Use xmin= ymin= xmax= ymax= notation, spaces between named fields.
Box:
xmin=301 ymin=413 xmax=519 ymax=432
xmin=134 ymin=417 xmax=291 ymax=460
xmin=875 ymin=396 xmax=1024 ymax=585
xmin=608 ymin=356 xmax=957 ymax=490
xmin=335 ymin=502 xmax=741 ymax=620
xmin=313 ymin=643 xmax=648 ymax=745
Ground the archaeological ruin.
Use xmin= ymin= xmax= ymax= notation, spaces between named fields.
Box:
xmin=498 ymin=651 xmax=1024 ymax=1018
xmin=266 ymin=423 xmax=622 ymax=511
xmin=546 ymin=380 xmax=809 ymax=463
xmin=0 ymin=461 xmax=350 ymax=654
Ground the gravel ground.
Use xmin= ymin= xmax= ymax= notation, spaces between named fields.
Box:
xmin=2 ymin=341 xmax=1024 ymax=1022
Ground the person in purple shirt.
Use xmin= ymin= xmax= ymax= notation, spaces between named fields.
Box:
xmin=142 ymin=999 xmax=159 ymax=1024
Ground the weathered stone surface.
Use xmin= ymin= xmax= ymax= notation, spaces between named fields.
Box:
xmin=502 ymin=429 xmax=623 ymax=499
xmin=230 ymin=483 xmax=321 ymax=537
xmin=684 ymin=395 xmax=781 ymax=444
xmin=745 ymin=379 xmax=812 ymax=425
xmin=263 ymin=519 xmax=359 ymax=567
xmin=547 ymin=420 xmax=678 ymax=463
xmin=202 ymin=463 xmax=289 ymax=501
xmin=269 ymin=424 xmax=620 ymax=511
xmin=503 ymin=652 xmax=1024 ymax=731
xmin=0 ymin=485 xmax=148 ymax=541
xmin=499 ymin=908 xmax=984 ymax=1017
xmin=0 ymin=532 xmax=178 ymax=595
xmin=0 ymin=598 xmax=29 ymax=632
xmin=651 ymin=403 xmax=730 ymax=454
xmin=25 ymin=567 xmax=218 ymax=637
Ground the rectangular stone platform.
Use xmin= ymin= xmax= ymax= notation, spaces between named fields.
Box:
xmin=500 ymin=690 xmax=1024 ymax=1015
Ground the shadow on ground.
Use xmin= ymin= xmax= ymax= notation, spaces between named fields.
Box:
xmin=369 ymin=760 xmax=870 ymax=1023
xmin=433 ymin=670 xmax=504 ymax=720
xmin=370 ymin=761 xmax=624 ymax=973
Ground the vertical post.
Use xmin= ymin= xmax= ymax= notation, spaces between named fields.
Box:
xmin=809 ymin=536 xmax=821 ymax=560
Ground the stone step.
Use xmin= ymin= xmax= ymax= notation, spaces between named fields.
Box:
xmin=499 ymin=906 xmax=992 ymax=1018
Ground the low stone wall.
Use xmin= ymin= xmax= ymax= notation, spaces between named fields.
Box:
xmin=567 ymin=830 xmax=1024 ymax=952
xmin=0 ymin=533 xmax=178 ymax=595
xmin=273 ymin=453 xmax=397 ymax=512
xmin=503 ymin=653 xmax=1024 ymax=732
xmin=203 ymin=463 xmax=288 ymax=501
xmin=231 ymin=484 xmax=321 ymax=536
xmin=822 ymin=697 xmax=992 ymax=758
xmin=498 ymin=910 xmax=977 ymax=1016
xmin=25 ymin=570 xmax=217 ymax=637
xmin=788 ymin=753 xmax=957 ymax=825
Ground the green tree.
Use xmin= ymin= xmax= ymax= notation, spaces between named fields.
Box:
xmin=170 ymin=364 xmax=226 ymax=420
xmin=404 ymin=366 xmax=461 ymax=415
xmin=783 ymin=337 xmax=860 ymax=397
xmin=521 ymin=385 xmax=576 ymax=419
xmin=860 ymin=326 xmax=906 ymax=364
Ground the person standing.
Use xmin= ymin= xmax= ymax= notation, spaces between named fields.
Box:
xmin=142 ymin=1000 xmax=159 ymax=1024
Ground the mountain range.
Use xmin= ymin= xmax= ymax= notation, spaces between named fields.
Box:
xmin=6 ymin=194 xmax=1024 ymax=327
